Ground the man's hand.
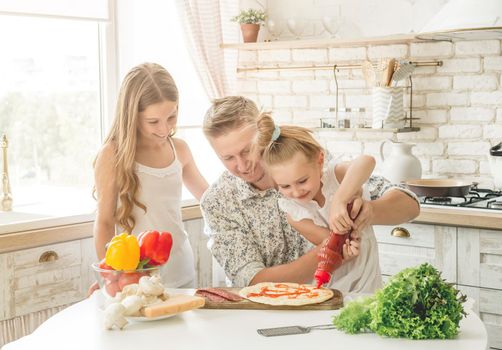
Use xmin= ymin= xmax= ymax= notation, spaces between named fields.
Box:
xmin=350 ymin=197 xmax=375 ymax=232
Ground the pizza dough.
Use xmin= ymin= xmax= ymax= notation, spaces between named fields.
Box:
xmin=238 ymin=282 xmax=334 ymax=306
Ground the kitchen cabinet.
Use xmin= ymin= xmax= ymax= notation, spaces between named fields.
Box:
xmin=375 ymin=222 xmax=502 ymax=349
xmin=374 ymin=222 xmax=457 ymax=282
xmin=457 ymin=228 xmax=502 ymax=349
xmin=0 ymin=231 xmax=96 ymax=346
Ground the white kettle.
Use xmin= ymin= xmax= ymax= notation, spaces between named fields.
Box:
xmin=380 ymin=140 xmax=422 ymax=184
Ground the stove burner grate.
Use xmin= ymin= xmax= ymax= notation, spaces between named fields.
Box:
xmin=423 ymin=196 xmax=467 ymax=205
xmin=487 ymin=200 xmax=502 ymax=209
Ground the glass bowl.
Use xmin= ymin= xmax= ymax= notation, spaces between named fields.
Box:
xmin=91 ymin=262 xmax=160 ymax=298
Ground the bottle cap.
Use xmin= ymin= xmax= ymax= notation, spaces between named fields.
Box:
xmin=314 ymin=270 xmax=331 ymax=288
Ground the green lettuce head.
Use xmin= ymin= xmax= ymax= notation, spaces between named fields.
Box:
xmin=333 ymin=263 xmax=467 ymax=339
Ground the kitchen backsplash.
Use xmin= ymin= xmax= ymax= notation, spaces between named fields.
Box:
xmin=236 ymin=40 xmax=502 ymax=188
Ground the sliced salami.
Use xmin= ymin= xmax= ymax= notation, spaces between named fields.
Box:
xmin=196 ymin=288 xmax=244 ymax=302
xmin=195 ymin=290 xmax=228 ymax=302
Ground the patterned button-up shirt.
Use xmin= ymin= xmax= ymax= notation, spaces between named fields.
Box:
xmin=200 ymin=171 xmax=417 ymax=287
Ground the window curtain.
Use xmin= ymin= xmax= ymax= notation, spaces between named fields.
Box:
xmin=175 ymin=0 xmax=238 ymax=99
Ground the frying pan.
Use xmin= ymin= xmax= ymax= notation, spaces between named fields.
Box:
xmin=405 ymin=179 xmax=472 ymax=197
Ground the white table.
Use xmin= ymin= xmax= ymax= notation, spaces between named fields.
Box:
xmin=2 ymin=290 xmax=487 ymax=350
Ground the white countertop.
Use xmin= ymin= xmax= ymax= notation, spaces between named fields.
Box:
xmin=2 ymin=290 xmax=487 ymax=350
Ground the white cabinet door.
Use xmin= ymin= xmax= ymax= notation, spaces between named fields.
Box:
xmin=457 ymin=228 xmax=502 ymax=350
xmin=374 ymin=223 xmax=457 ymax=283
xmin=458 ymin=285 xmax=502 ymax=349
xmin=458 ymin=228 xmax=502 ymax=290
xmin=0 ymin=252 xmax=12 ymax=321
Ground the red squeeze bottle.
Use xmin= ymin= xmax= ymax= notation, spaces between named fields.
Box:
xmin=314 ymin=203 xmax=353 ymax=288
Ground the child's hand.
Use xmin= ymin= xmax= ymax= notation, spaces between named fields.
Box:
xmin=342 ymin=233 xmax=361 ymax=261
xmin=328 ymin=200 xmax=354 ymax=234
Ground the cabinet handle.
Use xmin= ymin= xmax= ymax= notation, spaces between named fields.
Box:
xmin=39 ymin=250 xmax=59 ymax=263
xmin=391 ymin=227 xmax=410 ymax=238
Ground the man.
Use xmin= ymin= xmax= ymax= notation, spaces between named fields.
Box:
xmin=200 ymin=96 xmax=420 ymax=287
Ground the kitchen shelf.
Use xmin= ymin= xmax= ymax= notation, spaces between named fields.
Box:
xmin=221 ymin=33 xmax=424 ymax=50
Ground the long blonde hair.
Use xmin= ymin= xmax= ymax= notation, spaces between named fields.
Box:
xmin=99 ymin=63 xmax=179 ymax=233
xmin=254 ymin=113 xmax=323 ymax=167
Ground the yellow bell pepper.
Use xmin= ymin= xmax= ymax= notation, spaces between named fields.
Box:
xmin=105 ymin=232 xmax=140 ymax=271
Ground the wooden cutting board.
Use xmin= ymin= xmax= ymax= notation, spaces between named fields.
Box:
xmin=200 ymin=287 xmax=343 ymax=310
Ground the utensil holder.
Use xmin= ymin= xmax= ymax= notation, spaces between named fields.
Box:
xmin=372 ymin=87 xmax=404 ymax=129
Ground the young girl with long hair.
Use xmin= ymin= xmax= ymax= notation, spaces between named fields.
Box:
xmin=93 ymin=63 xmax=208 ymax=288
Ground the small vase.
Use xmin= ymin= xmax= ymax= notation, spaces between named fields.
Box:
xmin=240 ymin=23 xmax=260 ymax=43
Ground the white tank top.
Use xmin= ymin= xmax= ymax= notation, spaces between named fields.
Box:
xmin=119 ymin=138 xmax=195 ymax=287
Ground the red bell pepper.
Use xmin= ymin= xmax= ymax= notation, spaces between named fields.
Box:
xmin=137 ymin=230 xmax=173 ymax=266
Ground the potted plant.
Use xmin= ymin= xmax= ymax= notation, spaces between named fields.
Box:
xmin=231 ymin=8 xmax=266 ymax=43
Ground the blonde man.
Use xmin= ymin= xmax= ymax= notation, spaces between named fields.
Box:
xmin=201 ymin=96 xmax=419 ymax=287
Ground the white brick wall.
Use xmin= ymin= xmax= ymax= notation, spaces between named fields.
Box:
xmin=453 ymin=75 xmax=498 ymax=91
xmin=292 ymin=49 xmax=328 ymax=63
xmin=454 ymin=40 xmax=501 ymax=56
xmin=426 ymin=93 xmax=468 ymax=107
xmin=410 ymin=42 xmax=453 ymax=58
xmin=236 ymin=39 xmax=502 ymax=185
xmin=328 ymin=47 xmax=366 ymax=61
xmin=433 ymin=159 xmax=477 ymax=174
xmin=436 ymin=58 xmax=481 ymax=73
xmin=368 ymin=45 xmax=407 ymax=59
xmin=438 ymin=125 xmax=483 ymax=139
xmin=450 ymin=107 xmax=494 ymax=122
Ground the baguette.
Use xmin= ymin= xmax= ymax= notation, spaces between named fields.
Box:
xmin=142 ymin=294 xmax=205 ymax=318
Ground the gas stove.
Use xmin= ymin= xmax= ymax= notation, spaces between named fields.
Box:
xmin=420 ymin=186 xmax=502 ymax=211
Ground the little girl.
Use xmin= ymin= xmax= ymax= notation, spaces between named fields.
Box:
xmin=253 ymin=113 xmax=382 ymax=293
xmin=93 ymin=63 xmax=208 ymax=288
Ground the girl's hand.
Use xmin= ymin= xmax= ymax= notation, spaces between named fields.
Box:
xmin=342 ymin=234 xmax=361 ymax=261
xmin=328 ymin=200 xmax=354 ymax=234
xmin=350 ymin=197 xmax=374 ymax=232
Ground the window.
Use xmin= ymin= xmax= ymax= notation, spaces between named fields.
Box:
xmin=116 ymin=0 xmax=224 ymax=201
xmin=0 ymin=8 xmax=108 ymax=214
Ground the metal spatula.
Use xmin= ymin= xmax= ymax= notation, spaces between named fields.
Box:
xmin=257 ymin=324 xmax=336 ymax=337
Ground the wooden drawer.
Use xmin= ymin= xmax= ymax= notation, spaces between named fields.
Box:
xmin=458 ymin=285 xmax=502 ymax=349
xmin=374 ymin=223 xmax=436 ymax=248
xmin=458 ymin=228 xmax=502 ymax=290
xmin=375 ymin=223 xmax=457 ymax=282
xmin=5 ymin=241 xmax=86 ymax=318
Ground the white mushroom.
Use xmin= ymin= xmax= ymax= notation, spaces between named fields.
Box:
xmin=161 ymin=289 xmax=170 ymax=301
xmin=138 ymin=275 xmax=164 ymax=296
xmin=121 ymin=283 xmax=140 ymax=297
xmin=141 ymin=294 xmax=162 ymax=306
xmin=121 ymin=295 xmax=144 ymax=316
xmin=103 ymin=303 xmax=128 ymax=330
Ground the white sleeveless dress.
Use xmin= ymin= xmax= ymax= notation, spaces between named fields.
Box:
xmin=119 ymin=138 xmax=196 ymax=288
xmin=278 ymin=160 xmax=382 ymax=294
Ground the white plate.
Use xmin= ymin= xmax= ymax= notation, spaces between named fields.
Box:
xmin=125 ymin=314 xmax=177 ymax=322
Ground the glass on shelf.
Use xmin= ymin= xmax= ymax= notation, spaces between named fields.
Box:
xmin=287 ymin=18 xmax=307 ymax=39
xmin=266 ymin=19 xmax=284 ymax=41
xmin=352 ymin=107 xmax=367 ymax=128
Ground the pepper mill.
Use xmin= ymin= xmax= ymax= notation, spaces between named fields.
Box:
xmin=2 ymin=134 xmax=13 ymax=211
